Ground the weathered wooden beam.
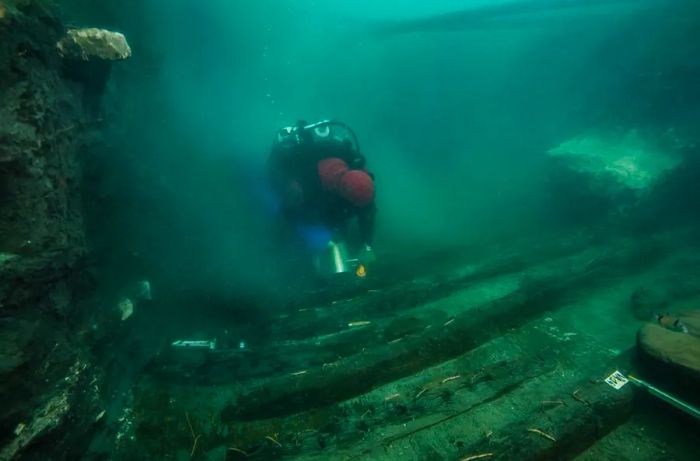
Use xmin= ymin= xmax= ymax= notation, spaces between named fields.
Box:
xmin=457 ymin=370 xmax=634 ymax=460
xmin=277 ymin=235 xmax=592 ymax=342
xmin=147 ymin=238 xmax=589 ymax=384
xmin=223 ymin=241 xmax=660 ymax=421
xmin=299 ymin=360 xmax=635 ymax=460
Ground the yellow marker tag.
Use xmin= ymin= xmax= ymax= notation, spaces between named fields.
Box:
xmin=356 ymin=264 xmax=367 ymax=278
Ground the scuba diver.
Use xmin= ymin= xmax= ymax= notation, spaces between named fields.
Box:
xmin=268 ymin=120 xmax=376 ymax=279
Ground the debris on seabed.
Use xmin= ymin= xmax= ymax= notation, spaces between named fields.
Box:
xmin=348 ymin=321 xmax=371 ymax=327
xmin=527 ymin=427 xmax=557 ymax=442
xmin=441 ymin=375 xmax=461 ymax=384
xmin=572 ymin=388 xmax=591 ymax=406
xmin=118 ymin=298 xmax=134 ymax=320
xmin=136 ymin=280 xmax=152 ymax=300
xmin=460 ymin=454 xmax=494 ymax=461
xmin=265 ymin=435 xmax=283 ymax=448
xmin=13 ymin=423 xmax=25 ymax=436
xmin=171 ymin=339 xmax=216 ymax=350
xmin=185 ymin=412 xmax=201 ymax=457
xmin=541 ymin=400 xmax=565 ymax=408
xmin=228 ymin=447 xmax=249 ymax=457
xmin=333 ymin=297 xmax=356 ymax=305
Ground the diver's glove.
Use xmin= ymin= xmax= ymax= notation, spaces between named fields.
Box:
xmin=359 ymin=244 xmax=376 ymax=264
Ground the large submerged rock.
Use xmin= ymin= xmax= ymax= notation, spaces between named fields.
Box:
xmin=548 ymin=129 xmax=681 ymax=191
xmin=57 ymin=27 xmax=131 ymax=61
xmin=637 ymin=310 xmax=700 ymax=384
xmin=1 ymin=4 xmax=126 ymax=460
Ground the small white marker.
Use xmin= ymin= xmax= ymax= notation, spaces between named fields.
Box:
xmin=604 ymin=370 xmax=629 ymax=390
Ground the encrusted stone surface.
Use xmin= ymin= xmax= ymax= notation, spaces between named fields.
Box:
xmin=548 ymin=129 xmax=681 ymax=191
xmin=0 ymin=4 xmax=113 ymax=460
xmin=57 ymin=27 xmax=131 ymax=61
xmin=638 ymin=312 xmax=700 ymax=383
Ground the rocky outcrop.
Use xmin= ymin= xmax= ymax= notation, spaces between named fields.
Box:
xmin=548 ymin=129 xmax=682 ymax=191
xmin=637 ymin=310 xmax=700 ymax=384
xmin=0 ymin=359 xmax=102 ymax=461
xmin=0 ymin=2 xmax=130 ymax=459
xmin=57 ymin=28 xmax=131 ymax=61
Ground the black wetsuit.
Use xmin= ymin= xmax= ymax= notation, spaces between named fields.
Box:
xmin=268 ymin=135 xmax=375 ymax=246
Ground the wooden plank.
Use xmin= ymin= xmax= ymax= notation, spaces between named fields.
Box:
xmin=223 ymin=241 xmax=659 ymax=421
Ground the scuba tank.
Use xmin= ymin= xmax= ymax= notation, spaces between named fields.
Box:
xmin=276 ymin=120 xmax=362 ymax=156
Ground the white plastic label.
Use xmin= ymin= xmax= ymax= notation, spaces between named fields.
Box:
xmin=605 ymin=370 xmax=629 ymax=390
